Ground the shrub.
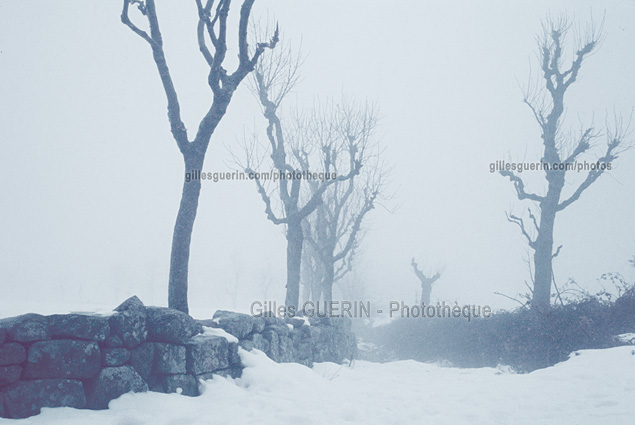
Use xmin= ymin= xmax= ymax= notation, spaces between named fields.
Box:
xmin=370 ymin=279 xmax=635 ymax=372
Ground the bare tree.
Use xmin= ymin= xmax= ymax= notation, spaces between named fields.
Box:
xmin=300 ymin=101 xmax=385 ymax=303
xmin=121 ymin=0 xmax=278 ymax=312
xmin=410 ymin=258 xmax=441 ymax=305
xmin=245 ymin=41 xmax=361 ymax=313
xmin=501 ymin=16 xmax=630 ymax=312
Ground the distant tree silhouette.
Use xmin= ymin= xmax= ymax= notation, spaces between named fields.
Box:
xmin=244 ymin=40 xmax=360 ymax=312
xmin=300 ymin=100 xmax=386 ymax=303
xmin=411 ymin=258 xmax=441 ymax=305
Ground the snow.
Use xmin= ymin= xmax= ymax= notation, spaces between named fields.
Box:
xmin=0 ymin=301 xmax=117 ymax=318
xmin=296 ymin=316 xmax=310 ymax=327
xmin=3 ymin=346 xmax=634 ymax=424
xmin=201 ymin=326 xmax=239 ymax=343
xmin=616 ymin=333 xmax=635 ymax=345
xmin=365 ymin=315 xmax=395 ymax=328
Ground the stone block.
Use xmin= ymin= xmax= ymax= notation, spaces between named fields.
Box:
xmin=2 ymin=379 xmax=86 ymax=418
xmin=153 ymin=343 xmax=186 ymax=375
xmin=85 ymin=366 xmax=147 ymax=410
xmin=23 ymin=340 xmax=100 ymax=379
xmin=108 ymin=296 xmax=147 ymax=349
xmin=0 ymin=314 xmax=50 ymax=343
xmin=184 ymin=335 xmax=228 ymax=375
xmin=0 ymin=343 xmax=26 ymax=366
xmin=48 ymin=314 xmax=110 ymax=341
xmin=102 ymin=347 xmax=130 ymax=367
xmin=146 ymin=307 xmax=202 ymax=344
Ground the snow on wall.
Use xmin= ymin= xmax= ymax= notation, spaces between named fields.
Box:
xmin=0 ymin=296 xmax=356 ymax=419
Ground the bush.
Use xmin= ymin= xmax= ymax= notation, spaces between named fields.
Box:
xmin=370 ymin=281 xmax=635 ymax=372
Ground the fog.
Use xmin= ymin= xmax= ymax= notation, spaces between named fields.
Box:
xmin=1 ymin=0 xmax=634 ymax=318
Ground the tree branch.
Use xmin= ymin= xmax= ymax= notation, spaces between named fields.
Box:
xmin=246 ymin=167 xmax=286 ymax=225
xmin=528 ymin=208 xmax=539 ymax=232
xmin=564 ymin=127 xmax=594 ymax=163
xmin=195 ymin=0 xmax=214 ymax=66
xmin=121 ymin=0 xmax=155 ymax=46
xmin=121 ymin=0 xmax=190 ymax=154
xmin=297 ymin=160 xmax=362 ymax=220
xmin=506 ymin=212 xmax=536 ymax=249
xmin=562 ymin=40 xmax=597 ymax=90
xmin=494 ymin=292 xmax=530 ymax=309
xmin=557 ymin=138 xmax=620 ymax=211
xmin=500 ymin=170 xmax=545 ymax=202
xmin=333 ymin=191 xmax=377 ymax=262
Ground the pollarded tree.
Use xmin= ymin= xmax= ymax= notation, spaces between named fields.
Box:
xmin=501 ymin=16 xmax=630 ymax=312
xmin=244 ymin=41 xmax=361 ymax=313
xmin=410 ymin=258 xmax=441 ymax=305
xmin=299 ymin=101 xmax=385 ymax=303
xmin=121 ymin=0 xmax=278 ymax=313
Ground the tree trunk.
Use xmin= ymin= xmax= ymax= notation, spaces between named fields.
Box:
xmin=532 ymin=191 xmax=559 ymax=312
xmin=311 ymin=265 xmax=324 ymax=304
xmin=420 ymin=282 xmax=432 ymax=305
xmin=322 ymin=259 xmax=335 ymax=303
xmin=285 ymin=219 xmax=303 ymax=312
xmin=168 ymin=154 xmax=204 ymax=313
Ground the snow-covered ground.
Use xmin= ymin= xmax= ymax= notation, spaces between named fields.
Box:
xmin=3 ymin=345 xmax=634 ymax=425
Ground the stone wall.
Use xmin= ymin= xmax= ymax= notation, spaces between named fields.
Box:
xmin=0 ymin=296 xmax=357 ymax=419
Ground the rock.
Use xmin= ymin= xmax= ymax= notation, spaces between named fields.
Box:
xmin=216 ymin=366 xmax=243 ymax=379
xmin=109 ymin=296 xmax=147 ymax=349
xmin=0 ymin=328 xmax=5 ymax=345
xmin=153 ymin=343 xmax=186 ymax=375
xmin=2 ymin=379 xmax=86 ymax=419
xmin=48 ymin=314 xmax=110 ymax=341
xmin=262 ymin=312 xmax=286 ymax=328
xmin=103 ymin=334 xmax=124 ymax=348
xmin=212 ymin=311 xmax=265 ymax=340
xmin=228 ymin=342 xmax=241 ymax=367
xmin=196 ymin=372 xmax=213 ymax=381
xmin=265 ymin=324 xmax=291 ymax=337
xmin=0 ymin=343 xmax=26 ymax=366
xmin=309 ymin=325 xmax=356 ymax=363
xmin=291 ymin=327 xmax=313 ymax=366
xmin=287 ymin=316 xmax=309 ymax=329
xmin=263 ymin=330 xmax=295 ymax=363
xmin=149 ymin=374 xmax=198 ymax=397
xmin=252 ymin=318 xmax=266 ymax=334
xmin=85 ymin=366 xmax=148 ymax=410
xmin=309 ymin=326 xmax=330 ymax=363
xmin=262 ymin=329 xmax=279 ymax=360
xmin=239 ymin=333 xmax=270 ymax=353
xmin=129 ymin=343 xmax=154 ymax=381
xmin=198 ymin=366 xmax=242 ymax=380
xmin=0 ymin=314 xmax=50 ymax=343
xmin=102 ymin=347 xmax=130 ymax=367
xmin=0 ymin=365 xmax=22 ymax=386
xmin=330 ymin=316 xmax=353 ymax=332
xmin=184 ymin=335 xmax=228 ymax=375
xmin=0 ymin=393 xmax=4 ymax=418
xmin=333 ymin=331 xmax=357 ymax=362
xmin=146 ymin=307 xmax=202 ymax=344
xmin=279 ymin=335 xmax=297 ymax=363
xmin=196 ymin=319 xmax=218 ymax=328
xmin=23 ymin=340 xmax=101 ymax=380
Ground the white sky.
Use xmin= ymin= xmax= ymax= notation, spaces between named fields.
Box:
xmin=1 ymin=0 xmax=634 ymax=318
